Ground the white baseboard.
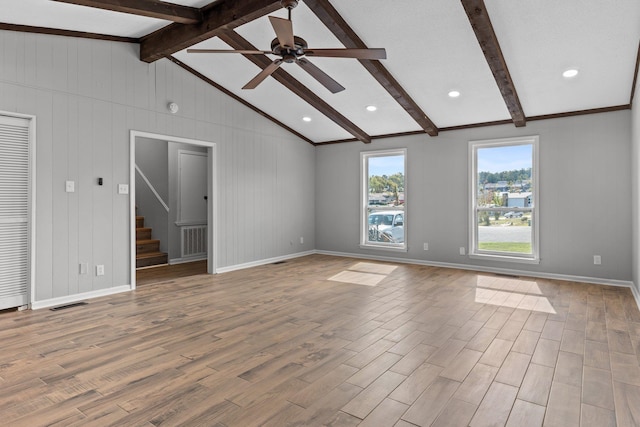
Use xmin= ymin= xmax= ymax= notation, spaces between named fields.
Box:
xmin=316 ymin=250 xmax=640 ymax=308
xmin=31 ymin=285 xmax=132 ymax=310
xmin=28 ymin=251 xmax=640 ymax=314
xmin=169 ymin=256 xmax=207 ymax=265
xmin=215 ymin=250 xmax=316 ymax=274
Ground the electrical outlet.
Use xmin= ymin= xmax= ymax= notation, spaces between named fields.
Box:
xmin=79 ymin=263 xmax=88 ymax=275
xmin=65 ymin=180 xmax=75 ymax=193
xmin=423 ymin=243 xmax=429 ymax=251
xmin=593 ymin=255 xmax=601 ymax=265
xmin=459 ymin=247 xmax=466 ymax=255
xmin=96 ymin=265 xmax=105 ymax=276
xmin=300 ymin=237 xmax=304 ymax=244
xmin=118 ymin=184 xmax=129 ymax=195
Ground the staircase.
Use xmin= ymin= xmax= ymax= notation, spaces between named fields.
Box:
xmin=136 ymin=216 xmax=168 ymax=268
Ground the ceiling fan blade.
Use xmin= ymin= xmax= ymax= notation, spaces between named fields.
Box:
xmin=269 ymin=16 xmax=295 ymax=49
xmin=296 ymin=58 xmax=345 ymax=94
xmin=187 ymin=49 xmax=271 ymax=55
xmin=242 ymin=59 xmax=283 ymax=90
xmin=304 ymin=48 xmax=387 ymax=60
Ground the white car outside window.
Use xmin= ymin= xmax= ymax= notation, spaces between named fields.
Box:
xmin=368 ymin=211 xmax=404 ymax=243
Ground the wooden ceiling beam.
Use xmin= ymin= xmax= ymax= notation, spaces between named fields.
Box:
xmin=0 ymin=22 xmax=138 ymax=43
xmin=461 ymin=0 xmax=526 ymax=127
xmin=304 ymin=0 xmax=439 ymax=137
xmin=51 ymin=0 xmax=202 ymax=25
xmin=217 ymin=30 xmax=372 ymax=144
xmin=139 ymin=0 xmax=282 ymax=63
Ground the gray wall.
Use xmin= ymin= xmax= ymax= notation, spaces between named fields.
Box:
xmin=316 ymin=110 xmax=632 ymax=282
xmin=632 ymin=85 xmax=640 ymax=293
xmin=135 ymin=137 xmax=169 ymax=253
xmin=0 ymin=30 xmax=315 ymax=303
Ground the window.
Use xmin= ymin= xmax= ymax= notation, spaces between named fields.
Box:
xmin=361 ymin=149 xmax=407 ymax=251
xmin=470 ymin=136 xmax=539 ymax=263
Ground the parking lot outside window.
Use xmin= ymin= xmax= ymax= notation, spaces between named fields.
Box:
xmin=360 ymin=149 xmax=407 ymax=251
xmin=469 ymin=136 xmax=540 ymax=264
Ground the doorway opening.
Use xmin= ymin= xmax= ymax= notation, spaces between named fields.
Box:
xmin=129 ymin=131 xmax=217 ymax=289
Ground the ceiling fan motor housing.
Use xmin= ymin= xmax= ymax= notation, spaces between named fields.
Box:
xmin=280 ymin=0 xmax=298 ymax=9
xmin=271 ymin=36 xmax=308 ymax=62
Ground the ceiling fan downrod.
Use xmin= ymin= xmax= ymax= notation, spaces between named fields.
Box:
xmin=280 ymin=0 xmax=298 ymax=20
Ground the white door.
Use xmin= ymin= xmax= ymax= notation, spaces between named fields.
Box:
xmin=0 ymin=115 xmax=31 ymax=309
xmin=177 ymin=150 xmax=207 ymax=224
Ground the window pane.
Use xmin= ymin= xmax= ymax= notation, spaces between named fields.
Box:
xmin=367 ymin=209 xmax=404 ymax=243
xmin=365 ymin=153 xmax=405 ymax=246
xmin=477 ymin=210 xmax=532 ymax=254
xmin=477 ymin=145 xmax=533 ymax=208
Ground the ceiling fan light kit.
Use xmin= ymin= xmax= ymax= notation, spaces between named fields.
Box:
xmin=187 ymin=0 xmax=386 ymax=94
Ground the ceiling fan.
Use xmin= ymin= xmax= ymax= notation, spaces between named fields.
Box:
xmin=186 ymin=0 xmax=386 ymax=93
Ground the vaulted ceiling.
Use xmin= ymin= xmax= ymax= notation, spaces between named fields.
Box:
xmin=2 ymin=0 xmax=639 ymax=144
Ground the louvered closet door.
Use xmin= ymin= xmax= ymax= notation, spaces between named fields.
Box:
xmin=0 ymin=115 xmax=30 ymax=309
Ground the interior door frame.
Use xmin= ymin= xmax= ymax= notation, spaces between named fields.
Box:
xmin=129 ymin=131 xmax=217 ymax=289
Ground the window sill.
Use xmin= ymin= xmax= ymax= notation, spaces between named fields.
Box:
xmin=469 ymin=253 xmax=540 ymax=265
xmin=360 ymin=244 xmax=408 ymax=253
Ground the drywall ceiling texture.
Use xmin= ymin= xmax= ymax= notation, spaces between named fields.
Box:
xmin=485 ymin=0 xmax=640 ymax=116
xmin=315 ymin=110 xmax=632 ymax=282
xmin=0 ymin=31 xmax=316 ymax=304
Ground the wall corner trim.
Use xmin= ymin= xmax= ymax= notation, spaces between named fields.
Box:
xmin=630 ymin=282 xmax=640 ymax=312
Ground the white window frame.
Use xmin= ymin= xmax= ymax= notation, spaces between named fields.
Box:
xmin=360 ymin=148 xmax=407 ymax=252
xmin=469 ymin=136 xmax=539 ymax=264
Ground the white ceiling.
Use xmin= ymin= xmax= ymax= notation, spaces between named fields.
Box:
xmin=1 ymin=0 xmax=639 ymax=143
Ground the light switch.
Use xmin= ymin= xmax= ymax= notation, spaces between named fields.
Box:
xmin=118 ymin=184 xmax=129 ymax=195
xmin=65 ymin=180 xmax=75 ymax=193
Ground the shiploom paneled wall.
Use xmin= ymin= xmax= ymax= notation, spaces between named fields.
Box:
xmin=0 ymin=30 xmax=315 ymax=305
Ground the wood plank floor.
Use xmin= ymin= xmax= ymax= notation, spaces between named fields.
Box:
xmin=136 ymin=260 xmax=208 ymax=287
xmin=2 ymin=254 xmax=640 ymax=426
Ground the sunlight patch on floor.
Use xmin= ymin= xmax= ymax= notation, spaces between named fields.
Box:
xmin=349 ymin=262 xmax=398 ymax=275
xmin=475 ymin=275 xmax=542 ymax=295
xmin=328 ymin=262 xmax=397 ymax=286
xmin=475 ymin=276 xmax=555 ymax=314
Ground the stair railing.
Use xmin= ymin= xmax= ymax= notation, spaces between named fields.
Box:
xmin=135 ymin=164 xmax=169 ymax=212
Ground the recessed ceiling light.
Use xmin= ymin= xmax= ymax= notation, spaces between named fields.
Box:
xmin=366 ymin=105 xmax=377 ymax=112
xmin=302 ymin=116 xmax=312 ymax=122
xmin=563 ymin=69 xmax=579 ymax=78
xmin=448 ymin=90 xmax=461 ymax=98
